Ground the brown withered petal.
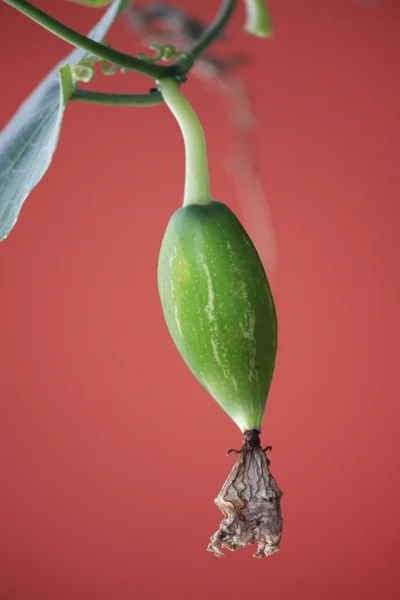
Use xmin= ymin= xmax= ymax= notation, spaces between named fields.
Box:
xmin=208 ymin=442 xmax=283 ymax=559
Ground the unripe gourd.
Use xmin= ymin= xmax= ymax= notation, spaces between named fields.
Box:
xmin=158 ymin=200 xmax=277 ymax=433
xmin=158 ymin=78 xmax=282 ymax=558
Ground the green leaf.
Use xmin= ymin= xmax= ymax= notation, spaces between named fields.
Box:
xmin=0 ymin=0 xmax=125 ymax=241
xmin=59 ymin=64 xmax=74 ymax=106
xmin=66 ymin=0 xmax=113 ymax=6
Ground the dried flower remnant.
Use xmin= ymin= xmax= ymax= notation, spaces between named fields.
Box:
xmin=208 ymin=430 xmax=283 ymax=558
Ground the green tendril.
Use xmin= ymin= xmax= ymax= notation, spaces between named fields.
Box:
xmin=100 ymin=43 xmax=128 ymax=75
xmin=138 ymin=44 xmax=192 ymax=64
xmin=71 ymin=57 xmax=97 ymax=83
xmin=100 ymin=60 xmax=120 ymax=75
xmin=71 ymin=43 xmax=130 ymax=82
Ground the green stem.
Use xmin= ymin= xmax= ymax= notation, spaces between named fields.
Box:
xmin=158 ymin=78 xmax=212 ymax=207
xmin=169 ymin=0 xmax=238 ymax=76
xmin=243 ymin=0 xmax=273 ymax=37
xmin=72 ymin=88 xmax=164 ymax=106
xmin=3 ymin=0 xmax=167 ymax=79
xmin=5 ymin=0 xmax=242 ymax=102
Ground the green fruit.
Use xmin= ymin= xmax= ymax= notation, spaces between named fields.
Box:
xmin=157 ymin=201 xmax=277 ymax=432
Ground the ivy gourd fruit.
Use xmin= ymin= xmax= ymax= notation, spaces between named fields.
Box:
xmin=157 ymin=200 xmax=277 ymax=433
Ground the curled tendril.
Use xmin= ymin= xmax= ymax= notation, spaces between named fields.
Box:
xmin=100 ymin=43 xmax=128 ymax=75
xmin=100 ymin=60 xmax=120 ymax=75
xmin=138 ymin=43 xmax=191 ymax=63
xmin=72 ymin=44 xmax=129 ymax=84
xmin=72 ymin=43 xmax=190 ymax=84
xmin=71 ymin=57 xmax=97 ymax=83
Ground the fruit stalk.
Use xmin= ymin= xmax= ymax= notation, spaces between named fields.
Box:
xmin=158 ymin=77 xmax=213 ymax=207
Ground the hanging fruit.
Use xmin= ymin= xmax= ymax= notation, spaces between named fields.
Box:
xmin=158 ymin=77 xmax=283 ymax=558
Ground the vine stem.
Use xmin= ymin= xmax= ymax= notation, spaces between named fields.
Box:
xmin=170 ymin=0 xmax=238 ymax=77
xmin=3 ymin=0 xmax=166 ymax=79
xmin=158 ymin=78 xmax=212 ymax=207
xmin=4 ymin=0 xmax=239 ymax=84
xmin=72 ymin=88 xmax=164 ymax=106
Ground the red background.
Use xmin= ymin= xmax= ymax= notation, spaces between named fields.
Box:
xmin=1 ymin=1 xmax=400 ymax=598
